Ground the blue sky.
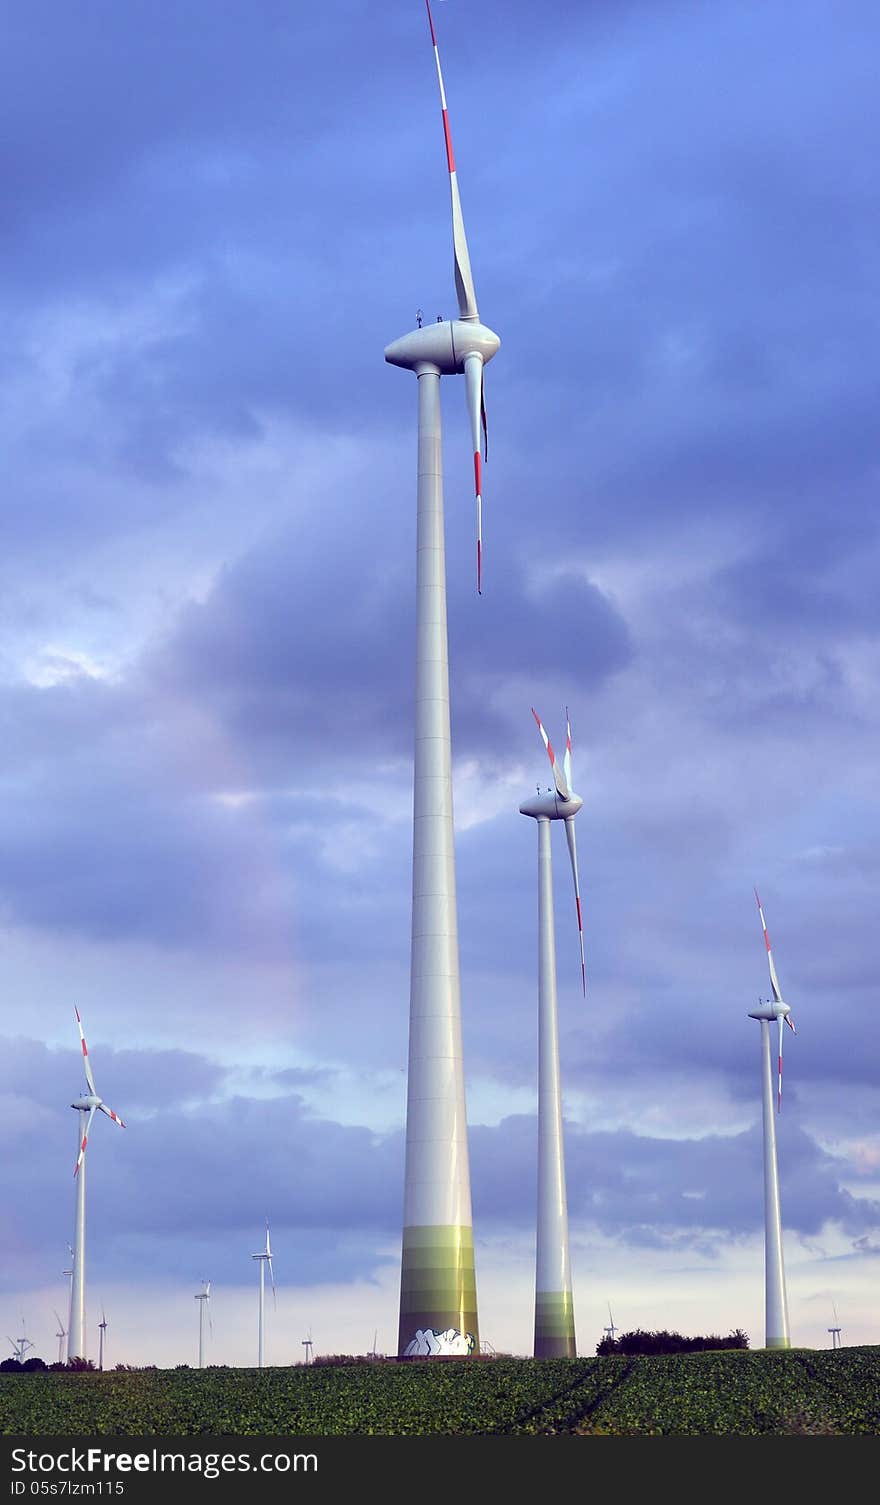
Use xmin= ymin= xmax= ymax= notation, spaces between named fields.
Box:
xmin=1 ymin=0 xmax=878 ymax=1367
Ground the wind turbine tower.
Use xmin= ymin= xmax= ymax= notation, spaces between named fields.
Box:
xmin=54 ymin=1310 xmax=68 ymax=1366
xmin=195 ymin=1280 xmax=212 ymax=1369
xmin=252 ymin=1223 xmax=276 ymax=1369
xmin=63 ymin=1246 xmax=74 ymax=1340
xmin=749 ymin=890 xmax=796 ymax=1350
xmin=519 ymin=709 xmax=586 ymax=1358
xmin=68 ymin=1008 xmax=126 ymax=1361
xmin=98 ymin=1308 xmax=107 ymax=1372
xmin=386 ymin=1 xmax=500 ymax=1359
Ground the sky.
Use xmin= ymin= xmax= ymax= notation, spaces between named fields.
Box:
xmin=1 ymin=0 xmax=878 ymax=1370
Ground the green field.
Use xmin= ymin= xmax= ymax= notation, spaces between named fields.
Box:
xmin=1 ymin=1348 xmax=877 ymax=1436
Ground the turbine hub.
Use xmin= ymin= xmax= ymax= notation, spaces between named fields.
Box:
xmin=71 ymin=1095 xmax=100 ymax=1111
xmin=385 ymin=319 xmax=500 ymax=375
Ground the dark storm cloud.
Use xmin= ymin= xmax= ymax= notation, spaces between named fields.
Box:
xmin=2 ymin=1036 xmax=226 ymax=1114
xmin=4 ymin=1038 xmax=877 ymax=1291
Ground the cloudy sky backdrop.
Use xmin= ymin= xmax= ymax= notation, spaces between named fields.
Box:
xmin=1 ymin=0 xmax=878 ymax=1366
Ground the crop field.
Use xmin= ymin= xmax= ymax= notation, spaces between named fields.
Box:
xmin=1 ymin=1348 xmax=877 ymax=1436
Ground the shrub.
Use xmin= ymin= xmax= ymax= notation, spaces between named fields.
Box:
xmin=596 ymin=1328 xmax=749 ymax=1356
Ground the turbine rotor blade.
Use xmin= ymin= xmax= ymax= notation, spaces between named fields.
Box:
xmin=531 ymin=708 xmax=571 ymax=799
xmin=74 ymin=1007 xmax=97 ymax=1096
xmin=785 ymin=1013 xmax=796 ymax=1034
xmin=74 ymin=1105 xmax=97 ymax=1176
xmin=98 ymin=1102 xmax=126 ymax=1129
xmin=464 ymin=352 xmax=484 ymax=592
xmin=425 ymin=0 xmax=479 ymax=321
xmin=777 ymin=1011 xmax=784 ymax=1113
xmin=564 ymin=816 xmax=586 ymax=995
xmin=563 ymin=707 xmax=573 ymax=799
xmin=754 ymin=888 xmax=783 ymax=1003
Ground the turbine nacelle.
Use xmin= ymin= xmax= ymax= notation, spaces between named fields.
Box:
xmin=384 ymin=319 xmax=500 ymax=376
xmin=748 ymin=1001 xmax=792 ymax=1024
xmin=71 ymin=1094 xmax=100 ymax=1112
xmin=519 ymin=792 xmax=583 ymax=821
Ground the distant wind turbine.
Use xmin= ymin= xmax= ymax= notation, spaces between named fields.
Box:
xmin=194 ymin=1280 xmax=212 ymax=1370
xmin=828 ymin=1301 xmax=842 ymax=1350
xmin=98 ymin=1308 xmax=108 ymax=1372
xmin=386 ymin=0 xmax=500 ymax=1363
xmin=7 ymin=1323 xmax=34 ymax=1364
xmin=749 ymin=891 xmax=796 ymax=1349
xmin=519 ymin=708 xmax=586 ymax=1358
xmin=68 ymin=1008 xmax=126 ymax=1361
xmin=604 ymin=1304 xmax=618 ymax=1343
xmin=301 ymin=1331 xmax=313 ymax=1365
xmin=251 ymin=1223 xmax=276 ymax=1369
xmin=54 ymin=1310 xmax=68 ymax=1366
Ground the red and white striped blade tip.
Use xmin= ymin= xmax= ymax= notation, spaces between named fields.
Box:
xmin=425 ymin=1 xmax=479 ymax=321
xmin=99 ymin=1103 xmax=126 ymax=1129
xmin=74 ymin=1007 xmax=97 ymax=1095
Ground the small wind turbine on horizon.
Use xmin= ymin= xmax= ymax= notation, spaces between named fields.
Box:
xmin=7 ymin=1322 xmax=34 ymax=1364
xmin=828 ymin=1300 xmax=842 ymax=1350
xmin=54 ymin=1310 xmax=68 ymax=1366
xmin=301 ymin=1331 xmax=313 ymax=1365
xmin=519 ymin=708 xmax=587 ymax=1359
xmin=604 ymin=1304 xmax=618 ymax=1343
xmin=98 ymin=1308 xmax=108 ymax=1372
xmin=68 ymin=1007 xmax=126 ymax=1361
xmin=386 ymin=0 xmax=500 ymax=1361
xmin=252 ymin=1223 xmax=276 ymax=1369
xmin=194 ymin=1280 xmax=212 ymax=1369
xmin=749 ymin=890 xmax=796 ymax=1350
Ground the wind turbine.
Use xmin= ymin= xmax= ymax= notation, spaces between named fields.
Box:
xmin=7 ymin=1323 xmax=34 ymax=1364
xmin=386 ymin=0 xmax=500 ymax=1361
xmin=604 ymin=1304 xmax=618 ymax=1343
xmin=301 ymin=1331 xmax=313 ymax=1365
xmin=54 ymin=1310 xmax=68 ymax=1366
xmin=68 ymin=1007 xmax=126 ymax=1361
xmin=98 ymin=1308 xmax=108 ymax=1372
xmin=194 ymin=1280 xmax=212 ymax=1369
xmin=519 ymin=709 xmax=586 ymax=1358
xmin=252 ymin=1222 xmax=276 ymax=1369
xmin=828 ymin=1300 xmax=842 ymax=1350
xmin=749 ymin=890 xmax=796 ymax=1350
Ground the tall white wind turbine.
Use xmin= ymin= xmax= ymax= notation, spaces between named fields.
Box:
xmin=520 ymin=709 xmax=586 ymax=1357
xmin=749 ymin=890 xmax=796 ymax=1349
xmin=386 ymin=1 xmax=500 ymax=1360
xmin=68 ymin=1007 xmax=126 ymax=1361
xmin=252 ymin=1222 xmax=276 ymax=1369
xmin=194 ymin=1280 xmax=212 ymax=1369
